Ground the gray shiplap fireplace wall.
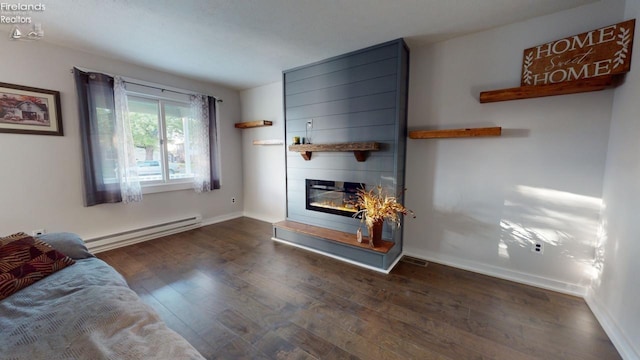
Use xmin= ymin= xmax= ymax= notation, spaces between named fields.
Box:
xmin=276 ymin=39 xmax=409 ymax=271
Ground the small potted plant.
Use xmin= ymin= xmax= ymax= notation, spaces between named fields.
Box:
xmin=354 ymin=185 xmax=413 ymax=248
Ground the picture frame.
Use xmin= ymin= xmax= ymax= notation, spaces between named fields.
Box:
xmin=0 ymin=82 xmax=63 ymax=136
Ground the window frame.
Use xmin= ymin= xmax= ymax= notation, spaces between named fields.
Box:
xmin=125 ymin=91 xmax=194 ymax=193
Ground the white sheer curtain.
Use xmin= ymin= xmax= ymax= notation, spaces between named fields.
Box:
xmin=113 ymin=77 xmax=143 ymax=203
xmin=190 ymin=94 xmax=212 ymax=192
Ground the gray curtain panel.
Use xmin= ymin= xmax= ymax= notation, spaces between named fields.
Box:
xmin=208 ymin=96 xmax=221 ymax=190
xmin=74 ymin=68 xmax=122 ymax=206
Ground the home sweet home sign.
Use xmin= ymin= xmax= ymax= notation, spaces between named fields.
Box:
xmin=521 ymin=19 xmax=635 ymax=86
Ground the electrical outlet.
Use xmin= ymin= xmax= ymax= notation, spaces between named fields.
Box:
xmin=531 ymin=242 xmax=544 ymax=254
xmin=32 ymin=229 xmax=46 ymax=236
xmin=306 ymin=119 xmax=313 ymax=129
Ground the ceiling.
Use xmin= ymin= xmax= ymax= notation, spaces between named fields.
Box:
xmin=19 ymin=0 xmax=597 ymax=90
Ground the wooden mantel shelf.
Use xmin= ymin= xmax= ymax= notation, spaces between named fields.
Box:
xmin=288 ymin=142 xmax=380 ymax=162
xmin=235 ymin=120 xmax=273 ymax=129
xmin=409 ymin=127 xmax=501 ymax=139
xmin=479 ymin=75 xmax=622 ymax=103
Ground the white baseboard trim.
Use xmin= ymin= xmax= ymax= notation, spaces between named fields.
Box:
xmin=585 ymin=290 xmax=639 ymax=360
xmin=402 ymin=247 xmax=587 ymax=297
xmin=271 ymin=236 xmax=403 ymax=274
xmin=201 ymin=212 xmax=245 ymax=226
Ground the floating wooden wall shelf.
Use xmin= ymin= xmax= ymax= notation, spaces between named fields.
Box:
xmin=479 ymin=75 xmax=622 ymax=103
xmin=288 ymin=142 xmax=379 ymax=162
xmin=252 ymin=139 xmax=284 ymax=145
xmin=235 ymin=120 xmax=273 ymax=129
xmin=409 ymin=127 xmax=502 ymax=139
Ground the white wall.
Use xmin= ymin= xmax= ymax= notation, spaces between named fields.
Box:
xmin=0 ymin=40 xmax=243 ymax=240
xmin=240 ymin=82 xmax=286 ymax=223
xmin=587 ymin=0 xmax=640 ymax=358
xmin=403 ymin=0 xmax=624 ymax=295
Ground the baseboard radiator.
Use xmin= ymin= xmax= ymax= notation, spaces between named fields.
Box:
xmin=85 ymin=215 xmax=202 ymax=254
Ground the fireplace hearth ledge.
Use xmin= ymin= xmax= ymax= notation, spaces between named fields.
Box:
xmin=271 ymin=236 xmax=404 ymax=274
xmin=272 ymin=220 xmax=401 ymax=271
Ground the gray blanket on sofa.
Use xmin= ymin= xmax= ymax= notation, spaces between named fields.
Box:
xmin=0 ymin=257 xmax=204 ymax=360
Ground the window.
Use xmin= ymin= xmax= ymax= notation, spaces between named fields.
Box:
xmin=127 ymin=95 xmax=196 ymax=184
xmin=75 ymin=69 xmax=220 ymax=206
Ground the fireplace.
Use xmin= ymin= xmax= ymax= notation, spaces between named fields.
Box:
xmin=305 ymin=179 xmax=364 ymax=217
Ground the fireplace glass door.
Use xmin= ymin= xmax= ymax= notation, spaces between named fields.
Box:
xmin=305 ymin=179 xmax=364 ymax=217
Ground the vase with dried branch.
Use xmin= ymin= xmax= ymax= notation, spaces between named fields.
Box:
xmin=353 ymin=185 xmax=414 ymax=248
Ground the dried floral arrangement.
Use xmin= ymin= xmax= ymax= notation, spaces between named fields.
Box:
xmin=353 ymin=185 xmax=414 ymax=229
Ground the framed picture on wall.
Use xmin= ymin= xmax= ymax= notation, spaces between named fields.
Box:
xmin=0 ymin=82 xmax=63 ymax=136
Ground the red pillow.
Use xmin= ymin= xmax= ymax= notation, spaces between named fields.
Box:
xmin=0 ymin=233 xmax=75 ymax=301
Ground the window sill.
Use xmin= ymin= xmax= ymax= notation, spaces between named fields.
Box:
xmin=142 ymin=181 xmax=193 ymax=194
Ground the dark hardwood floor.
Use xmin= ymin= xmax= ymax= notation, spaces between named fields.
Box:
xmin=97 ymin=217 xmax=620 ymax=360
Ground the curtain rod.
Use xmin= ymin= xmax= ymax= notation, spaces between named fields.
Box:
xmin=71 ymin=67 xmax=223 ymax=103
xmin=125 ymin=80 xmax=223 ymax=103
